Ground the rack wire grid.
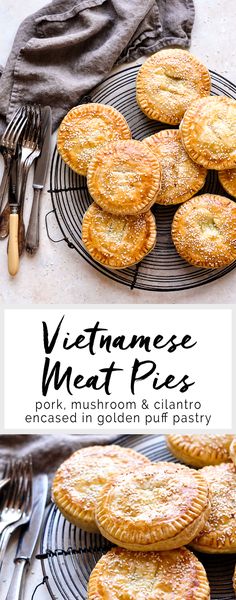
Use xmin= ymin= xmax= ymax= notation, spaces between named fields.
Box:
xmin=40 ymin=435 xmax=236 ymax=599
xmin=48 ymin=67 xmax=236 ymax=292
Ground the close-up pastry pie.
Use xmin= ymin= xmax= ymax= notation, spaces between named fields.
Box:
xmin=87 ymin=140 xmax=161 ymax=215
xmin=166 ymin=434 xmax=234 ymax=467
xmin=57 ymin=103 xmax=131 ymax=175
xmin=88 ymin=546 xmax=210 ymax=600
xmin=52 ymin=445 xmax=150 ymax=532
xmin=191 ymin=463 xmax=236 ymax=553
xmin=136 ymin=49 xmax=211 ymax=125
xmin=230 ymin=438 xmax=236 ymax=466
xmin=142 ymin=129 xmax=207 ymax=205
xmin=82 ymin=203 xmax=156 ymax=269
xmin=180 ymin=96 xmax=236 ymax=170
xmin=95 ymin=462 xmax=211 ymax=550
xmin=219 ymin=168 xmax=236 ymax=198
xmin=171 ymin=193 xmax=236 ymax=268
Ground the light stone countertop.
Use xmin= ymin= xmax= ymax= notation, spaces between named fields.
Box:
xmin=0 ymin=0 xmax=236 ymax=305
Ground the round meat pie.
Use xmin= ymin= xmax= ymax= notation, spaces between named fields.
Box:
xmin=166 ymin=434 xmax=235 ymax=468
xmin=180 ymin=96 xmax=236 ymax=170
xmin=82 ymin=203 xmax=156 ymax=269
xmin=219 ymin=168 xmax=236 ymax=198
xmin=136 ymin=49 xmax=211 ymax=125
xmin=171 ymin=194 xmax=236 ymax=268
xmin=87 ymin=139 xmax=161 ymax=215
xmin=95 ymin=462 xmax=211 ymax=550
xmin=191 ymin=463 xmax=236 ymax=553
xmin=143 ymin=129 xmax=207 ymax=205
xmin=52 ymin=445 xmax=150 ymax=532
xmin=57 ymin=103 xmax=131 ymax=175
xmin=88 ymin=546 xmax=210 ymax=600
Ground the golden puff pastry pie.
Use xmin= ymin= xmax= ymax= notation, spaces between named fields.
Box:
xmin=166 ymin=435 xmax=234 ymax=468
xmin=219 ymin=168 xmax=236 ymax=198
xmin=82 ymin=203 xmax=156 ymax=269
xmin=95 ymin=462 xmax=211 ymax=551
xmin=88 ymin=546 xmax=210 ymax=600
xmin=180 ymin=96 xmax=236 ymax=170
xmin=136 ymin=49 xmax=211 ymax=125
xmin=230 ymin=438 xmax=236 ymax=466
xmin=57 ymin=103 xmax=131 ymax=175
xmin=52 ymin=445 xmax=150 ymax=533
xmin=143 ymin=129 xmax=207 ymax=205
xmin=87 ymin=140 xmax=161 ymax=215
xmin=171 ymin=194 xmax=236 ymax=268
xmin=191 ymin=463 xmax=236 ymax=553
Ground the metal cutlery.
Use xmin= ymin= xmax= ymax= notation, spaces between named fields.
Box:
xmin=0 ymin=478 xmax=10 ymax=493
xmin=26 ymin=106 xmax=52 ymax=254
xmin=0 ymin=107 xmax=27 ymax=213
xmin=0 ymin=458 xmax=32 ymax=549
xmin=5 ymin=474 xmax=48 ymax=600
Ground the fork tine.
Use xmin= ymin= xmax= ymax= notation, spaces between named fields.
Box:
xmin=21 ymin=105 xmax=33 ymax=145
xmin=4 ymin=108 xmax=26 ymax=146
xmin=11 ymin=108 xmax=28 ymax=146
xmin=2 ymin=460 xmax=18 ymax=508
xmin=24 ymin=457 xmax=33 ymax=515
xmin=1 ymin=107 xmax=22 ymax=143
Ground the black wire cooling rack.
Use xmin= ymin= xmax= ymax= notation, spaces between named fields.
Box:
xmin=47 ymin=67 xmax=236 ymax=292
xmin=40 ymin=435 xmax=235 ymax=600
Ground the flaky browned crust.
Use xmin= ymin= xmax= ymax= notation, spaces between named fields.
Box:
xmin=230 ymin=439 xmax=236 ymax=466
xmin=88 ymin=547 xmax=210 ymax=600
xmin=143 ymin=129 xmax=207 ymax=205
xmin=52 ymin=445 xmax=150 ymax=533
xmin=82 ymin=203 xmax=156 ymax=269
xmin=180 ymin=96 xmax=236 ymax=170
xmin=136 ymin=49 xmax=211 ymax=125
xmin=57 ymin=103 xmax=131 ymax=175
xmin=95 ymin=462 xmax=211 ymax=550
xmin=219 ymin=168 xmax=236 ymax=198
xmin=87 ymin=140 xmax=161 ymax=215
xmin=166 ymin=435 xmax=234 ymax=467
xmin=171 ymin=194 xmax=236 ymax=268
xmin=191 ymin=463 xmax=236 ymax=553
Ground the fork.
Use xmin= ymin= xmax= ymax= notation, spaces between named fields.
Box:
xmin=0 ymin=107 xmax=27 ymax=213
xmin=0 ymin=457 xmax=32 ymax=572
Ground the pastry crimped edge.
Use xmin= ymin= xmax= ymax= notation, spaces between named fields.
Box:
xmin=86 ymin=140 xmax=161 ymax=215
xmin=95 ymin=462 xmax=211 ymax=551
xmin=136 ymin=49 xmax=211 ymax=125
xmin=57 ymin=102 xmax=132 ymax=176
xmin=166 ymin=434 xmax=234 ymax=467
xmin=180 ymin=96 xmax=236 ymax=170
xmin=219 ymin=169 xmax=236 ymax=198
xmin=88 ymin=546 xmax=210 ymax=600
xmin=143 ymin=129 xmax=207 ymax=205
xmin=190 ymin=463 xmax=236 ymax=554
xmin=52 ymin=445 xmax=150 ymax=533
xmin=230 ymin=438 xmax=236 ymax=466
xmin=82 ymin=203 xmax=157 ymax=269
xmin=171 ymin=193 xmax=236 ymax=269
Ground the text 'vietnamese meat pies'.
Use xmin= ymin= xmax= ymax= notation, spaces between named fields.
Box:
xmin=88 ymin=547 xmax=210 ymax=600
xmin=180 ymin=96 xmax=236 ymax=170
xmin=57 ymin=103 xmax=131 ymax=176
xmin=191 ymin=463 xmax=236 ymax=553
xmin=52 ymin=445 xmax=150 ymax=533
xmin=95 ymin=462 xmax=211 ymax=550
xmin=136 ymin=49 xmax=211 ymax=125
xmin=87 ymin=140 xmax=161 ymax=215
xmin=142 ymin=129 xmax=207 ymax=205
xmin=82 ymin=203 xmax=156 ymax=269
xmin=230 ymin=439 xmax=236 ymax=466
xmin=167 ymin=435 xmax=235 ymax=468
xmin=171 ymin=194 xmax=236 ymax=268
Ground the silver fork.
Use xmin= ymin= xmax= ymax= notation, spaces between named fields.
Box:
xmin=0 ymin=107 xmax=27 ymax=212
xmin=0 ymin=457 xmax=32 ymax=572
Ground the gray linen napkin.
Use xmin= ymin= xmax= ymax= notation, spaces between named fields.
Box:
xmin=0 ymin=434 xmax=119 ymax=498
xmin=0 ymin=0 xmax=195 ymax=133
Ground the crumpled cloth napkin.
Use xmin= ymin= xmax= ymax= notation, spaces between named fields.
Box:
xmin=0 ymin=0 xmax=195 ymax=133
xmin=0 ymin=434 xmax=119 ymax=498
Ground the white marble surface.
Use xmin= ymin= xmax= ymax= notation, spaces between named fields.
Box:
xmin=0 ymin=0 xmax=235 ymax=305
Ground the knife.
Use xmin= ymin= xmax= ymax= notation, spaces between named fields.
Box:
xmin=5 ymin=474 xmax=48 ymax=600
xmin=8 ymin=156 xmax=20 ymax=276
xmin=25 ymin=106 xmax=52 ymax=254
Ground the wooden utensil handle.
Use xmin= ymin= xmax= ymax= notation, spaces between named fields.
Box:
xmin=8 ymin=213 xmax=19 ymax=276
